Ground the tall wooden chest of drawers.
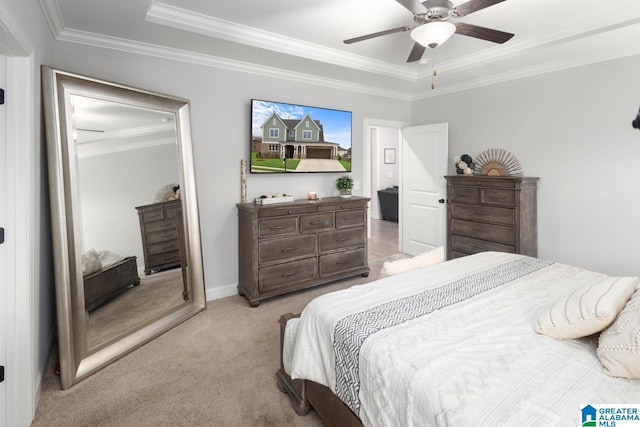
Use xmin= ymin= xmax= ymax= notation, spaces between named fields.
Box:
xmin=445 ymin=176 xmax=538 ymax=260
xmin=237 ymin=196 xmax=370 ymax=307
xmin=136 ymin=200 xmax=183 ymax=275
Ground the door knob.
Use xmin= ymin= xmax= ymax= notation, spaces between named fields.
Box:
xmin=438 ymin=199 xmax=445 ymax=204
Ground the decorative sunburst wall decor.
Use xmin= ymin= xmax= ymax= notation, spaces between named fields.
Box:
xmin=474 ymin=148 xmax=523 ymax=176
xmin=154 ymin=183 xmax=180 ymax=202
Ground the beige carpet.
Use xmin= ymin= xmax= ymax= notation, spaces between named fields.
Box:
xmin=31 ymin=253 xmax=407 ymax=427
xmin=88 ymin=269 xmax=186 ymax=349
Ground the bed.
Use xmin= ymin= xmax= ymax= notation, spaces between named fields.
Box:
xmin=277 ymin=251 xmax=640 ymax=426
xmin=83 ymin=250 xmax=140 ymax=311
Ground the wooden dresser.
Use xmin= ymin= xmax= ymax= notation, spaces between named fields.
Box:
xmin=136 ymin=199 xmax=183 ymax=275
xmin=445 ymin=176 xmax=538 ymax=260
xmin=237 ymin=196 xmax=370 ymax=307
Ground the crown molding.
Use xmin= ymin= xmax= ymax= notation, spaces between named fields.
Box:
xmin=54 ymin=27 xmax=412 ymax=101
xmin=38 ymin=0 xmax=65 ymax=37
xmin=37 ymin=0 xmax=640 ymax=103
xmin=77 ymin=123 xmax=177 ymax=158
xmin=417 ymin=5 xmax=640 ymax=79
xmin=413 ymin=44 xmax=640 ymax=100
xmin=145 ymin=0 xmax=418 ymax=83
xmin=0 ymin=0 xmax=32 ymax=55
xmin=77 ymin=137 xmax=176 ymax=158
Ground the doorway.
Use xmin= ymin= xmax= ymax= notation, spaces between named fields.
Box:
xmin=364 ymin=119 xmax=449 ymax=259
xmin=364 ymin=119 xmax=407 ymax=260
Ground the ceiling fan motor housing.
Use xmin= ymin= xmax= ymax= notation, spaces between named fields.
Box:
xmin=420 ymin=0 xmax=454 ymax=21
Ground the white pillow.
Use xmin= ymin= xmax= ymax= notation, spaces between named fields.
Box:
xmin=598 ymin=287 xmax=640 ymax=379
xmin=535 ymin=276 xmax=639 ymax=339
xmin=83 ymin=248 xmax=103 ymax=275
xmin=379 ymin=246 xmax=445 ymax=279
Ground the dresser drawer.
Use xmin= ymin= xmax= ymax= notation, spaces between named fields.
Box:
xmin=454 ymin=178 xmax=515 ymax=188
xmin=147 ymin=239 xmax=180 ymax=256
xmin=140 ymin=209 xmax=165 ymax=222
xmin=146 ymin=228 xmax=179 ymax=245
xmin=481 ymin=189 xmax=515 ymax=207
xmin=319 ymin=227 xmax=364 ymax=252
xmin=259 ymin=234 xmax=316 ymax=264
xmin=450 ymin=235 xmax=515 ymax=254
xmin=259 ymin=217 xmax=298 ymax=238
xmin=449 ymin=186 xmax=480 ymax=203
xmin=259 ymin=258 xmax=317 ymax=292
xmin=319 ymin=248 xmax=365 ymax=276
xmin=164 ymin=204 xmax=182 ymax=218
xmin=336 ymin=209 xmax=365 ymax=228
xmin=451 ymin=204 xmax=515 ymax=225
xmin=450 ymin=219 xmax=515 ymax=245
xmin=144 ymin=219 xmax=177 ymax=233
xmin=300 ymin=212 xmax=334 ymax=233
xmin=258 ymin=205 xmax=316 ymax=218
xmin=147 ymin=251 xmax=180 ymax=267
xmin=318 ymin=200 xmax=364 ymax=212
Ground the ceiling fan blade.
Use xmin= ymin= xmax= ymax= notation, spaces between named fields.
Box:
xmin=454 ymin=0 xmax=507 ymax=17
xmin=344 ymin=26 xmax=413 ymax=44
xmin=455 ymin=22 xmax=514 ymax=44
xmin=395 ymin=0 xmax=428 ymax=15
xmin=407 ymin=42 xmax=426 ymax=63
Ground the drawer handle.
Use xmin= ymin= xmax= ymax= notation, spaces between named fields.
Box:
xmin=282 ymin=271 xmax=297 ymax=277
xmin=336 ymin=260 xmax=350 ymax=265
xmin=488 ymin=196 xmax=506 ymax=201
xmin=459 ymin=193 xmax=472 ymax=198
xmin=310 ymin=221 xmax=324 ymax=225
xmin=343 ymin=217 xmax=356 ymax=221
xmin=281 ymin=247 xmax=297 ymax=252
xmin=159 ymin=232 xmax=174 ymax=238
xmin=472 ymin=211 xmax=488 ymax=216
xmin=271 ymin=225 xmax=289 ymax=230
xmin=336 ymin=237 xmax=350 ymax=242
xmin=473 ymin=228 xmax=488 ymax=234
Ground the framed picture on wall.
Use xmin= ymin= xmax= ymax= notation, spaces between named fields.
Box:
xmin=384 ymin=148 xmax=396 ymax=164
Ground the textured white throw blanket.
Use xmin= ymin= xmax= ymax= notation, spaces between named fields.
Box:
xmin=284 ymin=252 xmax=640 ymax=426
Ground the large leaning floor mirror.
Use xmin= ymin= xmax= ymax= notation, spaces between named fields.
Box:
xmin=42 ymin=66 xmax=206 ymax=389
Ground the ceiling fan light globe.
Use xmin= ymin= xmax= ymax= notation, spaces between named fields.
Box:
xmin=411 ymin=21 xmax=456 ymax=48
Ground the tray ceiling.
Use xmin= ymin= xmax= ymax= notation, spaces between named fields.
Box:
xmin=41 ymin=0 xmax=640 ymax=98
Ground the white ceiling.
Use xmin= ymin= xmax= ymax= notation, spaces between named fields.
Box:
xmin=42 ymin=0 xmax=640 ymax=98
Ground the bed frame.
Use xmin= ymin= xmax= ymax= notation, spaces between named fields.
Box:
xmin=84 ymin=256 xmax=140 ymax=311
xmin=277 ymin=313 xmax=364 ymax=427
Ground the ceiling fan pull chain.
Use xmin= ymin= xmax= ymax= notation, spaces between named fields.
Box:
xmin=431 ymin=51 xmax=438 ymax=90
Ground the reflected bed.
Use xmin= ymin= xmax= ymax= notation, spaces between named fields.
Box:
xmin=278 ymin=252 xmax=640 ymax=426
xmin=83 ymin=255 xmax=140 ymax=311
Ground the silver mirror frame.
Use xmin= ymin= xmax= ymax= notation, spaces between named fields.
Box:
xmin=42 ymin=66 xmax=206 ymax=389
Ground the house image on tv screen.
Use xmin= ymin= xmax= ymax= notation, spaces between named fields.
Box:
xmin=251 ymin=100 xmax=352 ymax=173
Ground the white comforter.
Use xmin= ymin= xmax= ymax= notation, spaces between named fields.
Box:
xmin=283 ymin=252 xmax=640 ymax=426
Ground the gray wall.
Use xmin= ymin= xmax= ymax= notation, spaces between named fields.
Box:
xmin=412 ymin=54 xmax=640 ymax=276
xmin=51 ymin=41 xmax=412 ymax=298
xmin=78 ymin=143 xmax=180 ymax=270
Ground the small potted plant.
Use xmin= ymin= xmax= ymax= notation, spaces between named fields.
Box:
xmin=335 ymin=175 xmax=354 ymax=198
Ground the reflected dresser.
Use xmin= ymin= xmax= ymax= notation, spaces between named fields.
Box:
xmin=136 ymin=199 xmax=183 ymax=275
xmin=445 ymin=176 xmax=538 ymax=260
xmin=237 ymin=196 xmax=370 ymax=307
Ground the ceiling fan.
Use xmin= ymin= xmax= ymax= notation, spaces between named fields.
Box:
xmin=344 ymin=0 xmax=514 ymax=63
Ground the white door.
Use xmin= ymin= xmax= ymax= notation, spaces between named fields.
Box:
xmin=0 ymin=53 xmax=8 ymax=425
xmin=400 ymin=123 xmax=448 ymax=255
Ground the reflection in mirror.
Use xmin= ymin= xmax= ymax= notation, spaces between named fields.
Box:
xmin=71 ymin=96 xmax=188 ymax=350
xmin=42 ymin=66 xmax=206 ymax=389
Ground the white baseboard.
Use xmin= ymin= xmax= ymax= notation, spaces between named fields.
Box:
xmin=205 ymin=282 xmax=238 ymax=301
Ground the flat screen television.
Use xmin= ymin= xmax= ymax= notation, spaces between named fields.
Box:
xmin=250 ymin=99 xmax=352 ymax=173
